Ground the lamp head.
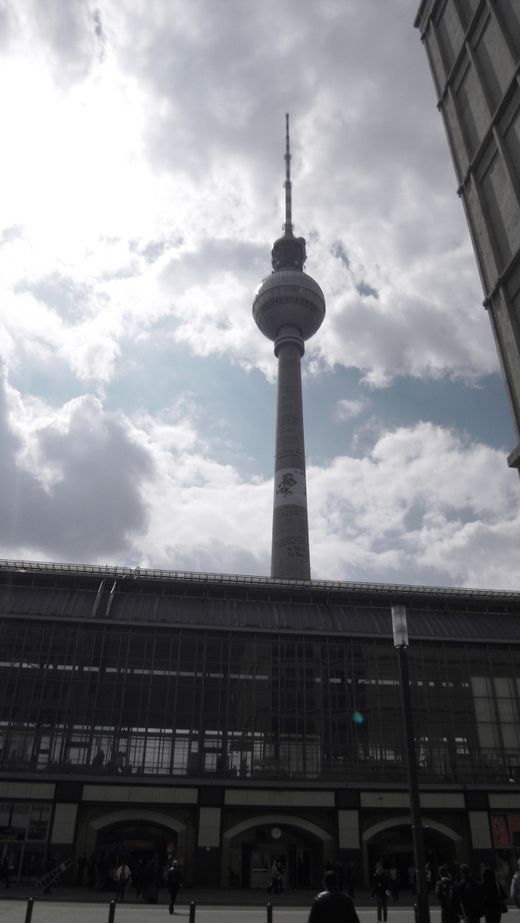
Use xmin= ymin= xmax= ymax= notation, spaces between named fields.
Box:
xmin=391 ymin=604 xmax=409 ymax=649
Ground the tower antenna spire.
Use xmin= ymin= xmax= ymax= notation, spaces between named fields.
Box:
xmin=283 ymin=113 xmax=293 ymax=237
xmin=253 ymin=116 xmax=326 ymax=580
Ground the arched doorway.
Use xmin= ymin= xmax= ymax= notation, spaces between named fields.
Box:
xmin=363 ymin=817 xmax=465 ymax=890
xmin=222 ymin=815 xmax=334 ymax=890
xmin=97 ymin=819 xmax=175 ymax=870
xmin=86 ymin=809 xmax=187 ymax=890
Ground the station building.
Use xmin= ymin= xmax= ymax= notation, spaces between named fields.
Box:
xmin=1 ymin=558 xmax=519 ymax=889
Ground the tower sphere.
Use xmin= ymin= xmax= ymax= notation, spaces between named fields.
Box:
xmin=252 ymin=269 xmax=326 ymax=344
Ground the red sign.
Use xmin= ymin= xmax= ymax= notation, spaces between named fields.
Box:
xmin=491 ymin=815 xmax=511 ymax=848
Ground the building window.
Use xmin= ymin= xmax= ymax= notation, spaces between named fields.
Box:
xmin=456 ymin=0 xmax=478 ymax=30
xmin=494 ymin=0 xmax=520 ymax=50
xmin=453 ymin=57 xmax=491 ymax=159
xmin=502 ymin=94 xmax=520 ymax=189
xmin=471 ymin=9 xmax=515 ymax=113
xmin=435 ymin=0 xmax=465 ymax=72
xmin=478 ymin=145 xmax=518 ymax=271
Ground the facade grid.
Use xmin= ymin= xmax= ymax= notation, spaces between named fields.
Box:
xmin=1 ymin=561 xmax=520 ymax=889
xmin=415 ymin=0 xmax=520 ymax=470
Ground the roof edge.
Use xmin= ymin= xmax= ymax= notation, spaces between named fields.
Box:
xmin=0 ymin=557 xmax=519 ymax=602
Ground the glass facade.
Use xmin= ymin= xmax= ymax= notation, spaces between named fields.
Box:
xmin=416 ymin=0 xmax=520 ymax=465
xmin=1 ymin=617 xmax=519 ymax=785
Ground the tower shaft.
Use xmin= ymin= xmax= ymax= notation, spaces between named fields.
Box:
xmin=252 ymin=116 xmax=325 ymax=581
xmin=272 ymin=335 xmax=309 ymax=579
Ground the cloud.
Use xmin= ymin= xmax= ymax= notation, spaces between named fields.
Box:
xmin=334 ymin=398 xmax=369 ymax=422
xmin=309 ymin=423 xmax=520 ymax=589
xmin=2 ymin=363 xmax=518 ymax=592
xmin=0 ymin=0 xmax=516 ymax=594
xmin=0 ymin=375 xmax=153 ymax=560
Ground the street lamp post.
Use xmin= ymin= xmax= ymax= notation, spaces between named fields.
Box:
xmin=391 ymin=604 xmax=431 ymax=923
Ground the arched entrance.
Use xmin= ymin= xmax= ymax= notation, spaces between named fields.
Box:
xmin=222 ymin=815 xmax=334 ymax=890
xmin=85 ymin=809 xmax=187 ymax=890
xmin=363 ymin=817 xmax=465 ymax=889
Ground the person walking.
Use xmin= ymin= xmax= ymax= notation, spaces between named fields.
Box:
xmin=389 ymin=863 xmax=399 ymax=902
xmin=267 ymin=858 xmax=283 ymax=894
xmin=482 ymin=866 xmax=507 ymax=923
xmin=345 ymin=861 xmax=356 ymax=900
xmin=511 ymin=859 xmax=520 ymax=909
xmin=166 ymin=859 xmax=183 ymax=915
xmin=76 ymin=851 xmax=87 ymax=886
xmin=456 ymin=864 xmax=484 ymax=923
xmin=372 ymin=863 xmax=390 ymax=923
xmin=436 ymin=865 xmax=461 ymax=923
xmin=1 ymin=855 xmax=10 ymax=889
xmin=114 ymin=860 xmax=132 ymax=902
xmin=308 ymin=869 xmax=360 ymax=923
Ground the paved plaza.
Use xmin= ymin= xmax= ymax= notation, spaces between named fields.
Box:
xmin=0 ymin=901 xmax=427 ymax=923
xmin=0 ymin=891 xmax=518 ymax=923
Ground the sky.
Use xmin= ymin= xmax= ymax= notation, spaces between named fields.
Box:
xmin=1 ymin=0 xmax=519 ymax=590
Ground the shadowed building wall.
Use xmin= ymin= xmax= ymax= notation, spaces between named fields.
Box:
xmin=415 ymin=0 xmax=520 ymax=471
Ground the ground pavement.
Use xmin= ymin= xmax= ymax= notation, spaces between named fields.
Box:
xmin=0 ymin=889 xmax=518 ymax=923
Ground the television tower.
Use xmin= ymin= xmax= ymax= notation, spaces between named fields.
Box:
xmin=253 ymin=115 xmax=326 ymax=580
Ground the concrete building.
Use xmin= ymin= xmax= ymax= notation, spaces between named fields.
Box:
xmin=414 ymin=0 xmax=520 ymax=471
xmin=253 ymin=115 xmax=325 ymax=579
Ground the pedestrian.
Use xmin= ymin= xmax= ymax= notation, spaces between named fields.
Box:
xmin=334 ymin=860 xmax=344 ymax=891
xmin=1 ymin=855 xmax=10 ymax=889
xmin=114 ymin=860 xmax=132 ymax=902
xmin=76 ymin=851 xmax=87 ymax=886
xmin=308 ymin=869 xmax=360 ymax=923
xmin=482 ymin=866 xmax=507 ymax=923
xmin=511 ymin=859 xmax=520 ymax=909
xmin=166 ymin=859 xmax=183 ymax=915
xmin=456 ymin=864 xmax=484 ymax=923
xmin=372 ymin=863 xmax=390 ymax=923
xmin=389 ymin=864 xmax=399 ymax=902
xmin=87 ymin=853 xmax=96 ymax=889
xmin=436 ymin=864 xmax=461 ymax=923
xmin=346 ymin=861 xmax=356 ymax=900
xmin=267 ymin=858 xmax=282 ymax=894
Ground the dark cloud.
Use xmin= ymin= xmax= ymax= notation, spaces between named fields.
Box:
xmin=4 ymin=0 xmax=102 ymax=85
xmin=0 ymin=375 xmax=153 ymax=561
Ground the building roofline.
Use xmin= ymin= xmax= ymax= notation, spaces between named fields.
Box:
xmin=414 ymin=0 xmax=434 ymax=30
xmin=1 ymin=557 xmax=519 ymax=603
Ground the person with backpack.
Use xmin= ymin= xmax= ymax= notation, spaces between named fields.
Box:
xmin=481 ymin=866 xmax=507 ymax=923
xmin=436 ymin=865 xmax=461 ymax=923
xmin=456 ymin=864 xmax=484 ymax=923
xmin=511 ymin=859 xmax=520 ymax=909
xmin=308 ymin=869 xmax=360 ymax=923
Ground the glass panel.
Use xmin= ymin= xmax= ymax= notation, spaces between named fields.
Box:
xmin=455 ymin=58 xmax=491 ymax=158
xmin=472 ymin=11 xmax=514 ymax=111
xmin=495 ymin=0 xmax=520 ymax=47
xmin=457 ymin=0 xmax=478 ymax=29
xmin=436 ymin=0 xmax=465 ymax=71
xmin=28 ymin=805 xmax=50 ymax=841
xmin=480 ymin=149 xmax=517 ymax=270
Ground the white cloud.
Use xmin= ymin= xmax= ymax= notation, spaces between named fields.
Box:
xmin=334 ymin=398 xmax=369 ymax=422
xmin=1 ymin=365 xmax=518 ymax=592
xmin=309 ymin=423 xmax=520 ymax=589
xmin=0 ymin=0 xmax=516 ymax=593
